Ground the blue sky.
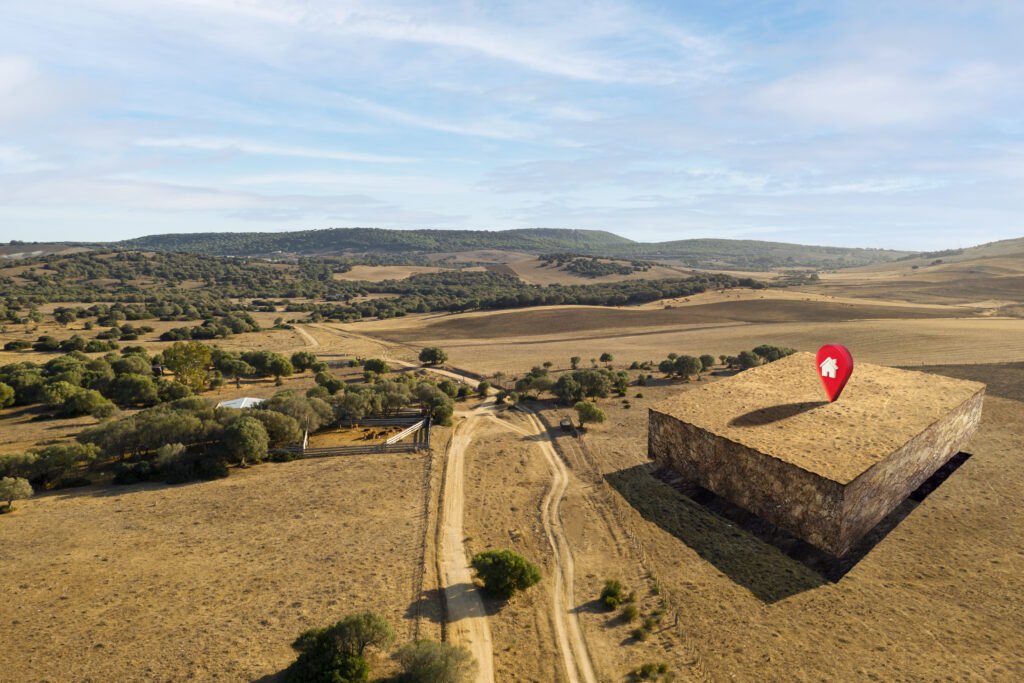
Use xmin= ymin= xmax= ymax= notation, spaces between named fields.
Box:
xmin=1 ymin=1 xmax=1022 ymax=249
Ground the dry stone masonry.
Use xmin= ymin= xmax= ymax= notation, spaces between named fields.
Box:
xmin=648 ymin=352 xmax=985 ymax=556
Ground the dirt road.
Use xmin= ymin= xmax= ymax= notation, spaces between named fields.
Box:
xmin=307 ymin=322 xmax=596 ymax=681
xmin=440 ymin=412 xmax=496 ymax=682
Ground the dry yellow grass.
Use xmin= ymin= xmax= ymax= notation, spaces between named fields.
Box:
xmin=0 ymin=453 xmax=436 ymax=682
xmin=562 ymin=386 xmax=1024 ymax=681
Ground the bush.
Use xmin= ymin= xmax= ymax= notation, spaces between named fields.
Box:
xmin=600 ymin=579 xmax=626 ymax=610
xmin=699 ymin=354 xmax=716 ymax=370
xmin=0 ymin=476 xmax=33 ymax=511
xmin=393 ymin=640 xmax=476 ymax=683
xmin=621 ymin=604 xmax=639 ymax=622
xmin=470 ymin=549 xmax=541 ymax=599
xmin=631 ymin=662 xmax=669 ymax=680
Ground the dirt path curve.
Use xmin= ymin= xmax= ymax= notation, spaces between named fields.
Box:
xmin=307 ymin=322 xmax=595 ymax=681
xmin=441 ymin=411 xmax=496 ymax=683
xmin=294 ymin=324 xmax=320 ymax=348
xmin=514 ymin=407 xmax=598 ymax=683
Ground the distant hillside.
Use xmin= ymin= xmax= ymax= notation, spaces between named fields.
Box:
xmin=115 ymin=227 xmax=909 ymax=270
xmin=119 ymin=227 xmax=635 ymax=257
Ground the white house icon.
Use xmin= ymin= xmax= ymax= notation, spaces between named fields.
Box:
xmin=819 ymin=356 xmax=839 ymax=379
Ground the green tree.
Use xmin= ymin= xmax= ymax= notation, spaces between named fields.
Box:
xmin=574 ymin=401 xmax=606 ymax=425
xmin=222 ymin=415 xmax=269 ymax=466
xmin=267 ymin=355 xmax=294 ymax=384
xmin=61 ymin=388 xmax=116 ymax=419
xmin=476 ymin=380 xmax=491 ymax=398
xmin=737 ymin=350 xmax=761 ymax=370
xmin=672 ymin=355 xmax=702 ymax=379
xmin=419 ymin=347 xmax=448 ymax=366
xmin=600 ymin=352 xmax=614 ymax=364
xmin=53 ymin=308 xmax=77 ymax=327
xmin=0 ymin=477 xmax=33 ymax=511
xmin=109 ymin=374 xmax=159 ymax=407
xmin=248 ymin=410 xmax=303 ymax=448
xmin=363 ymin=358 xmax=390 ymax=375
xmin=0 ymin=382 xmax=14 ymax=408
xmin=393 ymin=640 xmax=477 ymax=683
xmin=470 ymin=549 xmax=541 ymax=599
xmin=570 ymin=356 xmax=581 ymax=370
xmin=285 ymin=612 xmax=394 ymax=683
xmin=699 ymin=354 xmax=716 ymax=371
xmin=291 ymin=351 xmax=318 ymax=372
xmin=162 ymin=341 xmax=213 ymax=392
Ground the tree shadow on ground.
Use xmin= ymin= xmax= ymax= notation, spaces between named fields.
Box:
xmin=405 ymin=587 xmax=447 ymax=625
xmin=728 ymin=401 xmax=828 ymax=427
xmin=408 ymin=582 xmax=506 ymax=624
xmin=607 ymin=454 xmax=972 ymax=603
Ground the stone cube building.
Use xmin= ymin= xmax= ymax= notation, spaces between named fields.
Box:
xmin=648 ymin=352 xmax=985 ymax=556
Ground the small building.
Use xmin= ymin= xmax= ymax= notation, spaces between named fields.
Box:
xmin=216 ymin=397 xmax=266 ymax=410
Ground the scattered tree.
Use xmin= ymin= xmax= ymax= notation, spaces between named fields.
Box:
xmin=470 ymin=549 xmax=541 ymax=599
xmin=162 ymin=341 xmax=213 ymax=392
xmin=574 ymin=401 xmax=607 ymax=425
xmin=393 ymin=640 xmax=476 ymax=683
xmin=419 ymin=347 xmax=448 ymax=366
xmin=0 ymin=476 xmax=33 ymax=511
xmin=222 ymin=416 xmax=269 ymax=466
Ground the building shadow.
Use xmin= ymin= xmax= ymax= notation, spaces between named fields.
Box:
xmin=605 ymin=465 xmax=826 ymax=604
xmin=728 ymin=401 xmax=828 ymax=427
xmin=606 ymin=453 xmax=971 ymax=603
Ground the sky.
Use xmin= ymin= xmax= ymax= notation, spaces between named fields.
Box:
xmin=1 ymin=1 xmax=1022 ymax=250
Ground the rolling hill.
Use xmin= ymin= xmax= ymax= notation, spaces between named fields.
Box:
xmin=113 ymin=227 xmax=910 ymax=270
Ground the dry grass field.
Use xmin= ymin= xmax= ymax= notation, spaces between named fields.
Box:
xmin=334 ymin=292 xmax=1024 ymax=377
xmin=549 ymin=381 xmax=1024 ymax=682
xmin=2 ymin=240 xmax=1023 ymax=682
xmin=0 ymin=452 xmax=437 ymax=682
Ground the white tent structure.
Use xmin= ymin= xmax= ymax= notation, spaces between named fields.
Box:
xmin=216 ymin=397 xmax=266 ymax=410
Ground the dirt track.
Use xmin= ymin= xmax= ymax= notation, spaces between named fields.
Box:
xmin=440 ymin=413 xmax=496 ymax=682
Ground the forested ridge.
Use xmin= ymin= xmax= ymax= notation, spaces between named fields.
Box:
xmin=104 ymin=227 xmax=908 ymax=269
xmin=1 ymin=250 xmax=760 ymax=322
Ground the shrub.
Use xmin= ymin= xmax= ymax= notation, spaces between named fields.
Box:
xmin=476 ymin=381 xmax=490 ymax=397
xmin=470 ymin=549 xmax=541 ymax=599
xmin=630 ymin=627 xmax=650 ymax=642
xmin=600 ymin=579 xmax=626 ymax=610
xmin=621 ymin=604 xmax=639 ymax=622
xmin=631 ymin=662 xmax=669 ymax=680
xmin=699 ymin=354 xmax=716 ymax=370
xmin=393 ymin=640 xmax=476 ymax=683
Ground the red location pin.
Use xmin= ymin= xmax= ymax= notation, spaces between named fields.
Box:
xmin=815 ymin=344 xmax=854 ymax=402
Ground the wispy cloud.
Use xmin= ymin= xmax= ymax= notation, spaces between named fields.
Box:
xmin=135 ymin=136 xmax=416 ymax=163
